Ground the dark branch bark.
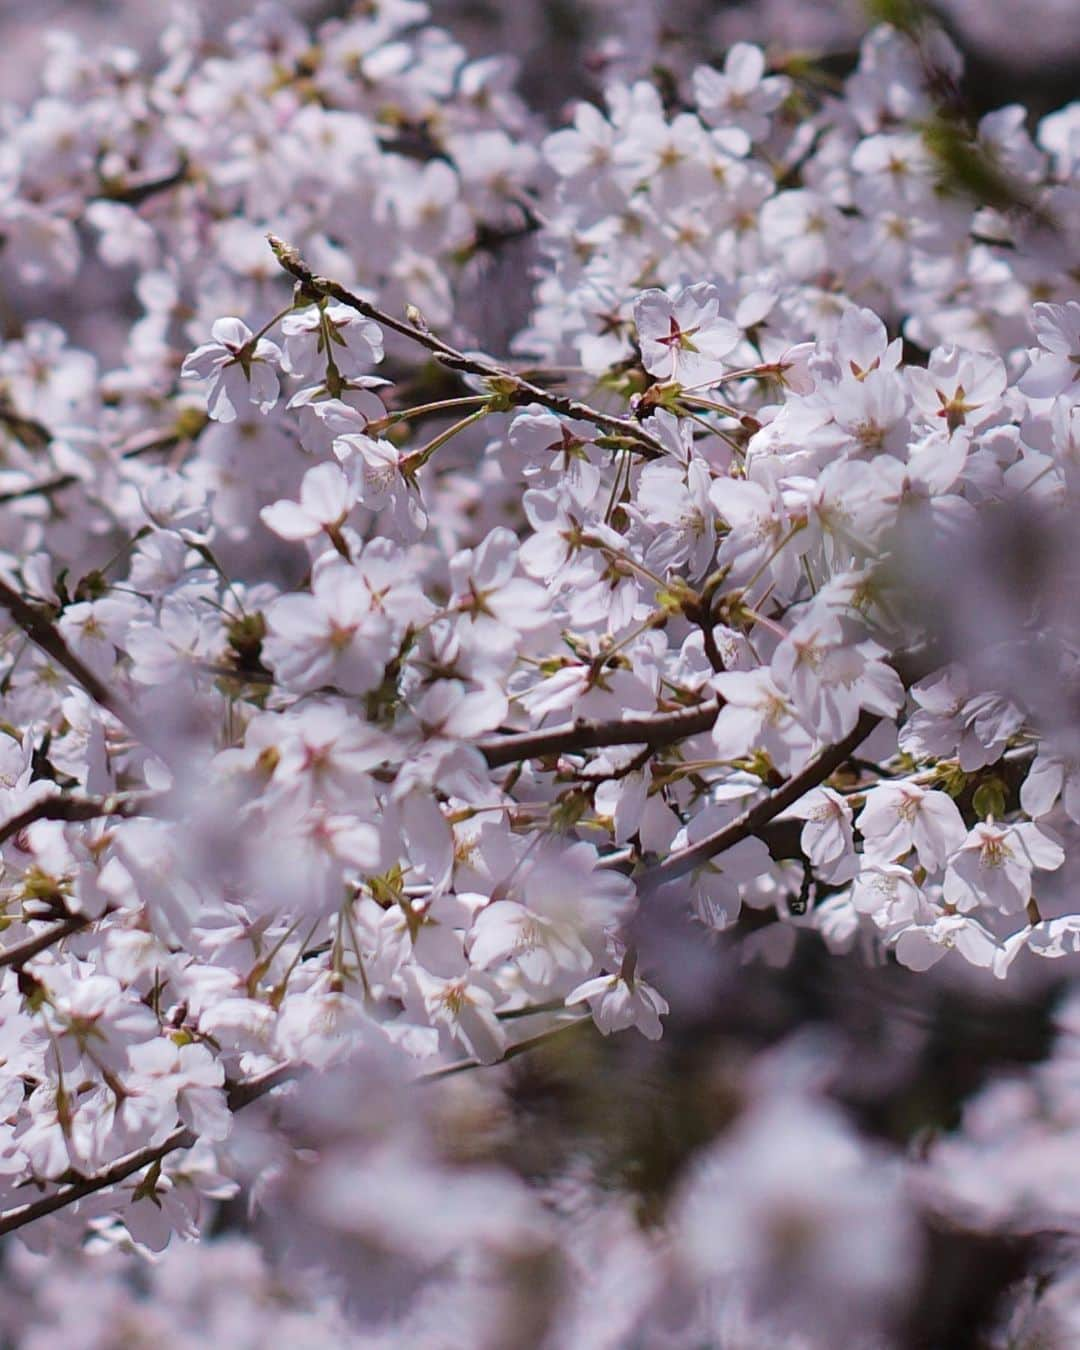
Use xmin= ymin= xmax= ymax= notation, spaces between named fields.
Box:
xmin=479 ymin=699 xmax=722 ymax=769
xmin=97 ymin=159 xmax=189 ymax=207
xmin=0 ymin=405 xmax=52 ymax=452
xmin=643 ymin=711 xmax=881 ymax=890
xmin=0 ymin=426 xmax=191 ymax=506
xmin=0 ymin=579 xmax=163 ymax=756
xmin=419 ymin=1018 xmax=589 ymax=1082
xmin=0 ymin=1063 xmax=295 ymax=1239
xmin=0 ymin=917 xmax=89 ymax=971
xmin=0 ymin=791 xmax=158 ymax=849
xmin=0 ymin=796 xmax=162 ymax=969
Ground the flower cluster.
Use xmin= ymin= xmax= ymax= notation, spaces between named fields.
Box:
xmin=0 ymin=0 xmax=1078 ymax=1342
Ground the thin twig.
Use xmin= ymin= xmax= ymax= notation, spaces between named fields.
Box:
xmin=0 ymin=405 xmax=52 ymax=452
xmin=0 ymin=474 xmax=81 ymax=507
xmin=417 ymin=1017 xmax=590 ymax=1083
xmin=0 ymin=791 xmax=159 ymax=849
xmin=0 ymin=427 xmax=190 ymax=507
xmin=97 ymin=159 xmax=189 ymax=207
xmin=267 ymin=236 xmax=667 ymax=460
xmin=0 ymin=579 xmax=161 ymax=755
xmin=0 ymin=1062 xmax=295 ymax=1239
xmin=0 ymin=795 xmax=163 ymax=970
xmin=0 ymin=1015 xmax=590 ymax=1236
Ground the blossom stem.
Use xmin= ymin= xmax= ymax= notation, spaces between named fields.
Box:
xmin=369 ymin=394 xmax=489 ymax=434
xmin=404 ymin=405 xmax=493 ymax=471
xmin=680 ymin=393 xmax=742 ymax=418
xmin=739 ymin=519 xmax=807 ymax=595
xmin=581 ymin=535 xmax=669 ymax=591
xmin=249 ymin=302 xmax=299 ymax=346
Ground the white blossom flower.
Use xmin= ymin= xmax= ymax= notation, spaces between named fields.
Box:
xmin=892 ymin=913 xmax=1001 ymax=971
xmin=693 ymin=44 xmax=788 ymax=143
xmin=1018 ymin=301 xmax=1080 ymax=399
xmin=634 ymin=283 xmax=740 ymax=387
xmin=280 ymin=302 xmax=383 ymax=380
xmin=181 ymin=318 xmax=281 ymax=423
xmin=263 ymin=559 xmax=395 ymax=694
xmin=943 ymin=820 xmax=1065 ymax=914
xmin=260 ymin=461 xmax=358 ymax=545
xmin=566 ymin=971 xmax=669 ymax=1040
xmin=857 ymin=781 xmax=967 ymax=871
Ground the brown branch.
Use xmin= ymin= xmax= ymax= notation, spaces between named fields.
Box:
xmin=0 ymin=1126 xmax=197 ymax=1236
xmin=0 ymin=916 xmax=88 ymax=971
xmin=267 ymin=236 xmax=667 ymax=460
xmin=0 ymin=1018 xmax=594 ymax=1241
xmin=0 ymin=405 xmax=52 ymax=453
xmin=479 ymin=699 xmax=722 ymax=769
xmin=640 ymin=643 xmax=946 ymax=886
xmin=197 ymin=661 xmax=274 ymax=686
xmin=97 ymin=158 xmax=189 ymax=207
xmin=0 ymin=474 xmax=81 ymax=507
xmin=0 ymin=795 xmax=162 ymax=970
xmin=0 ymin=579 xmax=162 ymax=756
xmin=643 ymin=710 xmax=881 ymax=890
xmin=0 ymin=791 xmax=158 ymax=849
xmin=224 ymin=1061 xmax=297 ymax=1112
xmin=0 ymin=1062 xmax=295 ymax=1239
xmin=418 ymin=1017 xmax=590 ymax=1082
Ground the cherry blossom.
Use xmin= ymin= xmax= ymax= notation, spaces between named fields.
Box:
xmin=942 ymin=820 xmax=1065 ymax=914
xmin=633 ymin=284 xmax=740 ymax=387
xmin=0 ymin=1 xmax=1075 ymax=1339
xmin=565 ymin=969 xmax=669 ymax=1040
xmin=262 ymin=558 xmax=395 ymax=695
xmin=857 ymin=781 xmax=967 ymax=871
xmin=1019 ymin=301 xmax=1080 ymax=399
xmin=692 ymin=43 xmax=788 ymax=144
xmin=260 ymin=461 xmax=358 ymax=547
xmin=180 ymin=318 xmax=281 ymax=424
xmin=279 ymin=303 xmax=384 ymax=381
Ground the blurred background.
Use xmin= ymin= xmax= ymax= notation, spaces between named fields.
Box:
xmin=2 ymin=0 xmax=1077 ymax=111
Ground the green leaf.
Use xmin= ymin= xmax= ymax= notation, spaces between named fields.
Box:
xmin=972 ymin=778 xmax=1007 ymax=821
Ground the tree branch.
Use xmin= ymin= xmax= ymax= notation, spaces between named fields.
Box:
xmin=0 ymin=916 xmax=88 ymax=971
xmin=267 ymin=236 xmax=667 ymax=460
xmin=418 ymin=1017 xmax=590 ymax=1082
xmin=0 ymin=474 xmax=81 ymax=507
xmin=0 ymin=579 xmax=163 ymax=756
xmin=0 ymin=791 xmax=159 ymax=849
xmin=0 ymin=1014 xmax=600 ymax=1238
xmin=97 ymin=159 xmax=189 ymax=207
xmin=0 ymin=405 xmax=52 ymax=453
xmin=643 ymin=711 xmax=881 ymax=890
xmin=0 ymin=795 xmax=162 ymax=970
xmin=0 ymin=1062 xmax=295 ymax=1239
xmin=479 ymin=699 xmax=722 ymax=769
xmin=0 ymin=425 xmax=193 ymax=507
